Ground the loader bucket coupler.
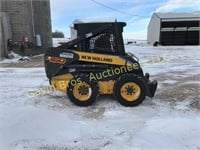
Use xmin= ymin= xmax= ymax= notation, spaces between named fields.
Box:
xmin=147 ymin=80 xmax=158 ymax=98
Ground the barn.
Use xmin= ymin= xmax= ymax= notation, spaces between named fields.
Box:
xmin=147 ymin=12 xmax=200 ymax=45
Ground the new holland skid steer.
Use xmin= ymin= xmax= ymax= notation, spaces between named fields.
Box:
xmin=45 ymin=21 xmax=157 ymax=106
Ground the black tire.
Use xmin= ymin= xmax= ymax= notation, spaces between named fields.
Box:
xmin=67 ymin=74 xmax=98 ymax=106
xmin=113 ymin=74 xmax=146 ymax=106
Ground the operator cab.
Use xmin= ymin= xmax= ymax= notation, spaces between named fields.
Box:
xmin=69 ymin=21 xmax=127 ymax=56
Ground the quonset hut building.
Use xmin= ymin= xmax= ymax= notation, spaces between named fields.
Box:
xmin=147 ymin=12 xmax=200 ymax=45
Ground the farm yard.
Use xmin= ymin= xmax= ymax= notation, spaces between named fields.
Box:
xmin=0 ymin=45 xmax=199 ymax=150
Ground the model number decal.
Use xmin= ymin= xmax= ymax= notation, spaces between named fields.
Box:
xmin=48 ymin=56 xmax=66 ymax=64
xmin=60 ymin=52 xmax=74 ymax=58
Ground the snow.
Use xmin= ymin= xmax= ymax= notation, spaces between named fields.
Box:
xmin=52 ymin=38 xmax=70 ymax=47
xmin=126 ymin=45 xmax=200 ymax=75
xmin=0 ymin=45 xmax=200 ymax=150
xmin=0 ymin=51 xmax=44 ymax=64
xmin=0 ymin=51 xmax=22 ymax=64
xmin=131 ymin=117 xmax=200 ymax=150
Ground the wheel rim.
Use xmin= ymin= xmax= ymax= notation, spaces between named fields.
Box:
xmin=72 ymin=82 xmax=92 ymax=101
xmin=120 ymin=82 xmax=141 ymax=101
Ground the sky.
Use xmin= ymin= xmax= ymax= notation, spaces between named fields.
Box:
xmin=50 ymin=0 xmax=200 ymax=40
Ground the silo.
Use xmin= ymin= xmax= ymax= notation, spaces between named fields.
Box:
xmin=0 ymin=0 xmax=52 ymax=50
xmin=1 ymin=0 xmax=35 ymax=43
xmin=32 ymin=0 xmax=52 ymax=48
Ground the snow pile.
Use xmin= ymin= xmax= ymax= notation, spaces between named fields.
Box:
xmin=52 ymin=38 xmax=70 ymax=47
xmin=0 ymin=51 xmax=32 ymax=64
xmin=0 ymin=51 xmax=21 ymax=63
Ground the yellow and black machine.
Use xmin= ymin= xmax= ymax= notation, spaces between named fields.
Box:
xmin=45 ymin=21 xmax=157 ymax=106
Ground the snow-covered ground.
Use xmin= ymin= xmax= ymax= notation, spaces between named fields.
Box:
xmin=0 ymin=45 xmax=200 ymax=150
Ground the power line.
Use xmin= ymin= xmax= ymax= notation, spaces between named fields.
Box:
xmin=90 ymin=0 xmax=149 ymax=18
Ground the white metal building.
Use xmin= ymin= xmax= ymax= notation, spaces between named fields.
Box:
xmin=147 ymin=12 xmax=200 ymax=45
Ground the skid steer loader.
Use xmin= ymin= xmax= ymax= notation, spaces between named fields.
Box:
xmin=45 ymin=21 xmax=157 ymax=106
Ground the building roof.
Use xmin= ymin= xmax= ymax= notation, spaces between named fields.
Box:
xmin=154 ymin=12 xmax=200 ymax=21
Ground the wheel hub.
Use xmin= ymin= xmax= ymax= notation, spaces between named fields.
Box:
xmin=73 ymin=82 xmax=92 ymax=101
xmin=78 ymin=85 xmax=89 ymax=95
xmin=120 ymin=82 xmax=141 ymax=101
xmin=125 ymin=85 xmax=135 ymax=95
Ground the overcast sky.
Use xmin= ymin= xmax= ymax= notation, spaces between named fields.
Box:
xmin=50 ymin=0 xmax=200 ymax=40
